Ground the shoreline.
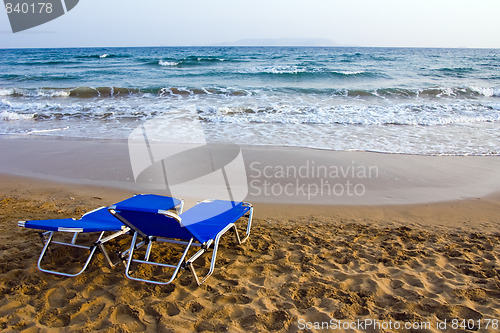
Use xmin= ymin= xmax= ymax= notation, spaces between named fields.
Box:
xmin=2 ymin=173 xmax=499 ymax=234
xmin=2 ymin=134 xmax=500 ymax=206
xmin=0 ymin=132 xmax=500 ymax=206
xmin=4 ymin=133 xmax=500 ymax=157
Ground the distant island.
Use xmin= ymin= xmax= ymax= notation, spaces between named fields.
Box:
xmin=214 ymin=38 xmax=338 ymax=47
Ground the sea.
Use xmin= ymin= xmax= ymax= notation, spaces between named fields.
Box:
xmin=0 ymin=47 xmax=499 ymax=155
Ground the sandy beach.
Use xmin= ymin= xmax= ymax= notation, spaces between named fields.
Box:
xmin=0 ymin=135 xmax=499 ymax=332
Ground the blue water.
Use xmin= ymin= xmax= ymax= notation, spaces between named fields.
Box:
xmin=0 ymin=47 xmax=499 ymax=155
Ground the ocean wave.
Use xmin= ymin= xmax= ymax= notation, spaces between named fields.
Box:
xmin=12 ymin=60 xmax=82 ymax=66
xmin=0 ymin=87 xmax=137 ymax=98
xmin=2 ymin=83 xmax=499 ymax=101
xmin=416 ymin=87 xmax=499 ymax=98
xmin=247 ymin=65 xmax=308 ymax=74
xmin=0 ymin=85 xmax=497 ymax=100
xmin=68 ymin=87 xmax=140 ymax=97
xmin=469 ymin=86 xmax=500 ymax=97
xmin=434 ymin=67 xmax=476 ymax=77
xmin=75 ymin=54 xmax=131 ymax=59
xmin=337 ymin=52 xmax=398 ymax=63
xmin=328 ymin=70 xmax=375 ymax=78
xmin=0 ymin=88 xmax=15 ymax=96
xmin=342 ymin=52 xmax=363 ymax=58
xmin=0 ymin=110 xmax=34 ymax=121
xmin=158 ymin=87 xmax=250 ymax=97
xmin=155 ymin=56 xmax=234 ymax=68
xmin=0 ymin=74 xmax=22 ymax=81
xmin=284 ymin=86 xmax=500 ymax=99
xmin=347 ymin=86 xmax=500 ymax=99
xmin=197 ymin=103 xmax=500 ymax=127
xmin=4 ymin=73 xmax=79 ymax=82
xmin=0 ymin=86 xmax=252 ymax=98
xmin=181 ymin=56 xmax=230 ymax=63
xmin=159 ymin=60 xmax=180 ymax=66
xmin=67 ymin=86 xmax=250 ymax=98
xmin=241 ymin=66 xmax=377 ymax=78
xmin=437 ymin=67 xmax=475 ymax=73
xmin=0 ymin=88 xmax=71 ymax=98
xmin=336 ymin=70 xmax=367 ymax=75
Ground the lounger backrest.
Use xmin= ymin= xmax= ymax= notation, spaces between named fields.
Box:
xmin=81 ymin=206 xmax=119 ymax=223
xmin=109 ymin=197 xmax=250 ymax=244
xmin=180 ymin=200 xmax=251 ymax=244
xmin=108 ymin=194 xmax=186 ymax=239
xmin=111 ymin=208 xmax=194 ymax=241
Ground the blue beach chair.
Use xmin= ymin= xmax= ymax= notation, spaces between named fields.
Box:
xmin=18 ymin=194 xmax=183 ymax=277
xmin=108 ymin=198 xmax=253 ymax=285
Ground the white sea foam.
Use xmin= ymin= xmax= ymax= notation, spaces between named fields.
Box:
xmin=0 ymin=88 xmax=15 ymax=96
xmin=469 ymin=86 xmax=500 ymax=97
xmin=1 ymin=94 xmax=498 ymax=155
xmin=0 ymin=88 xmax=70 ymax=98
xmin=159 ymin=60 xmax=179 ymax=66
xmin=26 ymin=127 xmax=69 ymax=134
xmin=337 ymin=70 xmax=365 ymax=75
xmin=246 ymin=66 xmax=308 ymax=74
xmin=0 ymin=110 xmax=33 ymax=121
xmin=100 ymin=54 xmax=109 ymax=58
xmin=36 ymin=90 xmax=70 ymax=98
xmin=0 ymin=99 xmax=12 ymax=107
xmin=196 ymin=102 xmax=500 ymax=127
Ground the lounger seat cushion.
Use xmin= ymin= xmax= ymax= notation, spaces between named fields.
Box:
xmin=21 ymin=207 xmax=125 ymax=232
xmin=111 ymin=194 xmax=182 ymax=214
xmin=182 ymin=200 xmax=250 ymax=244
xmin=112 ymin=198 xmax=250 ymax=244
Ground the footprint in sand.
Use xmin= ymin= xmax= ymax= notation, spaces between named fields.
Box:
xmin=390 ymin=279 xmax=405 ymax=289
xmin=72 ymin=300 xmax=106 ymax=324
xmin=155 ymin=301 xmax=180 ymax=317
xmin=165 ymin=302 xmax=180 ymax=316
xmin=405 ymin=276 xmax=425 ymax=288
xmin=111 ymin=304 xmax=146 ymax=331
xmin=250 ymin=276 xmax=266 ymax=286
xmin=47 ymin=287 xmax=68 ymax=308
xmin=452 ymin=305 xmax=483 ymax=320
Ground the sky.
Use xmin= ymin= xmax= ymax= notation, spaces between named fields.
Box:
xmin=1 ymin=0 xmax=500 ymax=48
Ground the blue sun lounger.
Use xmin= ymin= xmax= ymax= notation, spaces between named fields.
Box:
xmin=18 ymin=194 xmax=183 ymax=277
xmin=108 ymin=198 xmax=253 ymax=285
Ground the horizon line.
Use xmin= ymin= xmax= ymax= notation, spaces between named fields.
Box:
xmin=1 ymin=45 xmax=499 ymax=50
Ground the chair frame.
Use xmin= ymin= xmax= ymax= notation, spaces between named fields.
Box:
xmin=19 ymin=197 xmax=184 ymax=277
xmin=18 ymin=206 xmax=130 ymax=277
xmin=109 ymin=201 xmax=253 ymax=285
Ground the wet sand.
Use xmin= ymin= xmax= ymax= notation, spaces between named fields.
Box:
xmin=2 ymin=135 xmax=500 ymax=205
